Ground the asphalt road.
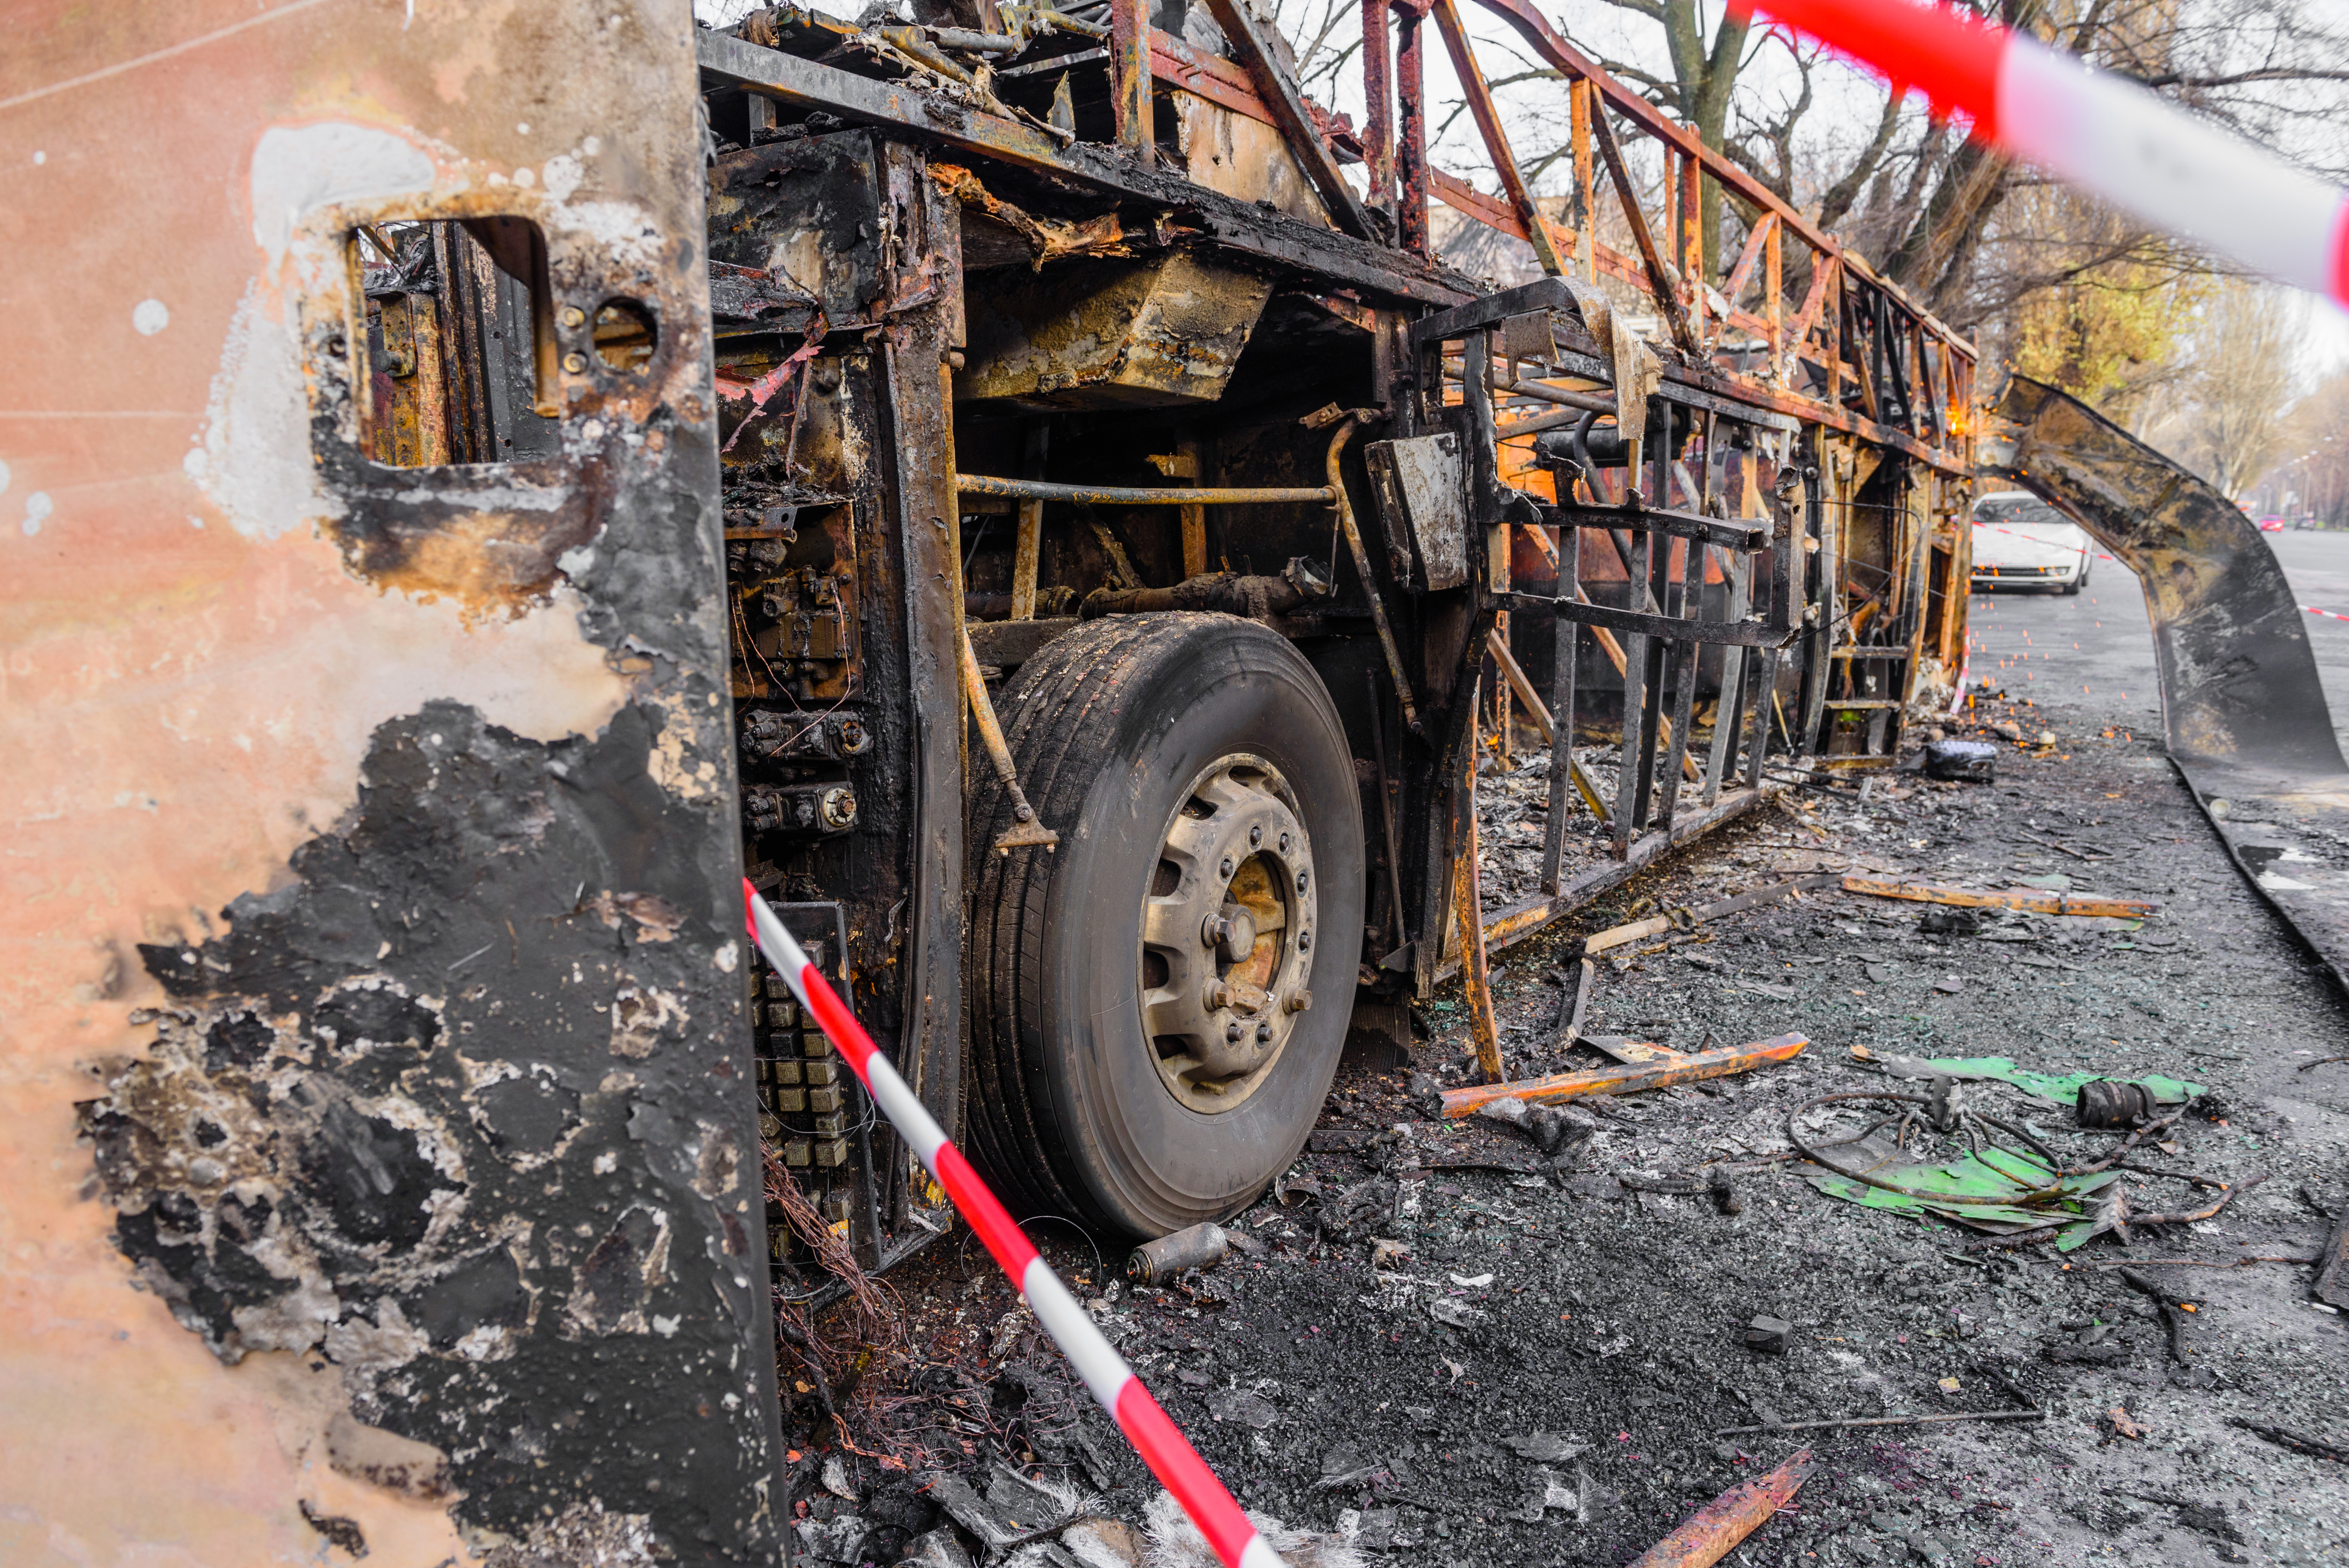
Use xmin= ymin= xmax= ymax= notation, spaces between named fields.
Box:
xmin=1964 ymin=527 xmax=2349 ymax=760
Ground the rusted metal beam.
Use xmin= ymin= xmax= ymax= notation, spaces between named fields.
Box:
xmin=1438 ymin=1034 xmax=1808 ymax=1116
xmin=956 ymin=474 xmax=1335 ymax=504
xmin=1720 ymin=211 xmax=1775 ymax=309
xmin=1146 ymin=27 xmax=1269 ymax=118
xmin=1571 ymin=77 xmax=1596 ymax=279
xmin=1452 ymin=705 xmax=1505 ymax=1081
xmin=1626 ymin=1450 xmax=1817 ymax=1568
xmin=1427 ymin=0 xmax=1567 ymax=275
xmin=1431 ymin=167 xmax=1528 ymax=241
xmin=1395 ymin=0 xmax=1431 ymax=257
xmin=1173 ymin=438 xmax=1208 ymax=578
xmin=1198 ymin=0 xmax=1377 ymax=240
xmin=1842 ymin=875 xmax=2160 ymax=919
xmin=1011 ymin=423 xmax=1048 ymax=620
xmin=1108 ymin=0 xmax=1153 ymax=153
xmin=1361 ymin=0 xmax=1395 ymax=208
xmin=1588 ymin=105 xmax=1700 ymax=355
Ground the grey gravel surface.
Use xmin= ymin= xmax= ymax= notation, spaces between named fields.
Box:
xmin=785 ymin=685 xmax=2349 ymax=1568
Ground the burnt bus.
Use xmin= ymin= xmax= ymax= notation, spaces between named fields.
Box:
xmin=7 ymin=0 xmax=1971 ymax=1559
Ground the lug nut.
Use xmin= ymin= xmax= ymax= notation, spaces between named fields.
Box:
xmin=559 ymin=304 xmax=588 ymax=329
xmin=1285 ymin=990 xmax=1312 ymax=1013
xmin=1205 ymin=980 xmax=1232 ymax=1009
xmin=563 ymin=351 xmax=589 ymax=374
xmin=1201 ymin=914 xmax=1227 ymax=947
xmin=1219 ymin=855 xmax=1235 ymax=879
xmin=1248 ymin=825 xmax=1263 ymax=847
xmin=1256 ymin=1021 xmax=1273 ymax=1042
xmin=1278 ymin=832 xmax=1291 ymax=854
xmin=1297 ymin=931 xmax=1311 ymax=951
xmin=1296 ymin=869 xmax=1309 ymax=892
xmin=1225 ymin=1021 xmax=1245 ymax=1043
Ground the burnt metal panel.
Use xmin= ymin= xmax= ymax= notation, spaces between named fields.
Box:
xmin=1364 ymin=433 xmax=1467 ymax=590
xmin=1994 ymin=378 xmax=2349 ymax=993
xmin=707 ymin=131 xmax=892 ymax=329
xmin=960 ymin=252 xmax=1274 ymax=410
xmin=1 ymin=2 xmax=779 ymax=1561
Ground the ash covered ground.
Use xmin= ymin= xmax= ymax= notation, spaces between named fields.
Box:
xmin=778 ymin=587 xmax=2349 ymax=1568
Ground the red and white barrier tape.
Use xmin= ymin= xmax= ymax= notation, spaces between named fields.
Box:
xmin=743 ymin=882 xmax=1284 ymax=1568
xmin=1970 ymin=520 xmax=2111 ymax=569
xmin=2308 ymin=604 xmax=2349 ymax=623
xmin=1732 ymin=0 xmax=2349 ymax=307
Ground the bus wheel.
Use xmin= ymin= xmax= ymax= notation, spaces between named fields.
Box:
xmin=964 ymin=613 xmax=1365 ymax=1238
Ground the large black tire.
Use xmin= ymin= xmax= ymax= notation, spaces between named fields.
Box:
xmin=964 ymin=613 xmax=1366 ymax=1238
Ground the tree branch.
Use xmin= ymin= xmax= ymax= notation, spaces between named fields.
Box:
xmin=1815 ymin=86 xmax=1906 ymax=232
xmin=2133 ymin=66 xmax=2349 ymax=88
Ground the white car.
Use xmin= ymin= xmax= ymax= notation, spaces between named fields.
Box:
xmin=1971 ymin=491 xmax=2095 ymax=594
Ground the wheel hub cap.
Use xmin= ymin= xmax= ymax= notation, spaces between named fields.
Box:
xmin=1140 ymin=757 xmax=1315 ymax=1112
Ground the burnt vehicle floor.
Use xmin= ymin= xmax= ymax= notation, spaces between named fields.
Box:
xmin=781 ymin=695 xmax=2349 ymax=1568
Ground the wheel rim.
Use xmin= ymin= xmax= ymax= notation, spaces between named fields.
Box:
xmin=1138 ymin=754 xmax=1316 ymax=1113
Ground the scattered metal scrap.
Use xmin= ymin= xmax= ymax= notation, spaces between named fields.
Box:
xmin=1849 ymin=1047 xmax=2204 ymax=1111
xmin=1437 ymin=1032 xmax=1807 ymax=1118
xmin=1622 ymin=1448 xmax=1814 ymax=1568
xmin=1125 ymin=1222 xmax=1231 ymax=1284
xmin=1580 ymin=872 xmax=1841 ymax=956
xmin=2315 ymin=1210 xmax=2349 ymax=1308
xmin=1841 ymin=873 xmax=2160 ymax=919
xmin=1715 ymin=1409 xmax=2044 ymax=1438
xmin=2229 ymin=1420 xmax=2349 ymax=1464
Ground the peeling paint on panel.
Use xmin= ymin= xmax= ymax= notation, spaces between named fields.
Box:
xmin=81 ymin=700 xmax=769 ymax=1552
xmin=0 ymin=1 xmax=777 ymax=1562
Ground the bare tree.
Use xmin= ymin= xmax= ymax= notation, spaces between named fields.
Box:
xmin=2151 ymin=279 xmax=2310 ymax=499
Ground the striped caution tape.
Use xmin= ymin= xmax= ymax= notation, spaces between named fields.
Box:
xmin=1969 ymin=520 xmax=2109 ymax=571
xmin=1732 ymin=0 xmax=2349 ymax=306
xmin=2308 ymin=605 xmax=2349 ymax=623
xmin=743 ymin=882 xmax=1285 ymax=1568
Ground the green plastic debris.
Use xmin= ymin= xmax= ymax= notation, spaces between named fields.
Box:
xmin=1803 ymin=1140 xmax=2122 ymax=1248
xmin=1857 ymin=1051 xmax=2203 ymax=1106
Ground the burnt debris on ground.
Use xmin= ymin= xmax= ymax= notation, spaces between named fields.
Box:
xmin=776 ymin=691 xmax=2349 ymax=1568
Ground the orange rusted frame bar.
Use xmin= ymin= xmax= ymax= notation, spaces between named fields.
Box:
xmin=1719 ymin=211 xmax=1776 ymax=311
xmin=1430 ymin=168 xmax=1528 ymax=240
xmin=1626 ymin=1449 xmax=1817 ymax=1568
xmin=1198 ymin=0 xmax=1377 ymax=240
xmin=1108 ymin=0 xmax=1152 ymax=151
xmin=1841 ymin=875 xmax=2160 ymax=919
xmin=1453 ymin=710 xmax=1505 ymax=1081
xmin=1439 ymin=1033 xmax=1806 ymax=1116
xmin=1587 ymin=103 xmax=1699 ymax=355
xmin=1427 ymin=0 xmax=1567 ymax=275
xmin=1466 ymin=0 xmax=1976 ymax=355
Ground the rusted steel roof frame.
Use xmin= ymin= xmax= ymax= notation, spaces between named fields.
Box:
xmin=1143 ymin=7 xmax=1977 ymax=475
xmin=1426 ymin=0 xmax=1569 ymax=276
